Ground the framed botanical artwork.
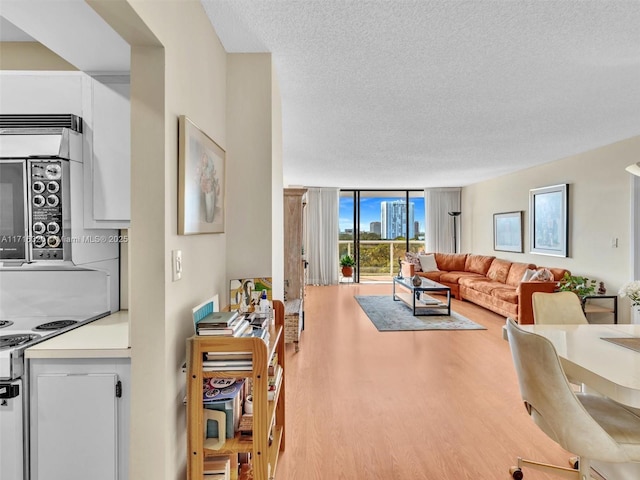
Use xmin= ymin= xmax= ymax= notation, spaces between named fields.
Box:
xmin=493 ymin=211 xmax=523 ymax=253
xmin=529 ymin=184 xmax=569 ymax=257
xmin=229 ymin=278 xmax=273 ymax=313
xmin=178 ymin=115 xmax=225 ymax=234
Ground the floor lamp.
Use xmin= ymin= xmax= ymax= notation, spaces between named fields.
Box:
xmin=448 ymin=211 xmax=461 ymax=253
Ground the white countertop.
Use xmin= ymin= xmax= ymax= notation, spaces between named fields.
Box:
xmin=25 ymin=310 xmax=130 ymax=359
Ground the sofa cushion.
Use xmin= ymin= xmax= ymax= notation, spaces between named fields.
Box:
xmin=405 ymin=252 xmax=422 ymax=272
xmin=459 ymin=277 xmax=504 ymax=294
xmin=435 ymin=253 xmax=467 ymax=271
xmin=440 ymin=271 xmax=483 ymax=284
xmin=465 ymin=254 xmax=496 ymax=275
xmin=486 ymin=258 xmax=512 ymax=284
xmin=418 ymin=253 xmax=439 ymax=272
xmin=418 ymin=270 xmax=444 ymax=282
xmin=492 ymin=286 xmax=519 ymax=303
xmin=506 ymin=262 xmax=537 ymax=287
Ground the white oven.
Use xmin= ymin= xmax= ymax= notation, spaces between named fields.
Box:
xmin=0 ymin=378 xmax=24 ymax=480
xmin=0 ymin=268 xmax=112 ymax=480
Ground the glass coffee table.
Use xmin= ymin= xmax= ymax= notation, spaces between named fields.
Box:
xmin=392 ymin=276 xmax=451 ymax=316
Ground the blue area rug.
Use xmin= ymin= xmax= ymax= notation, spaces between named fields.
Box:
xmin=354 ymin=295 xmax=486 ymax=331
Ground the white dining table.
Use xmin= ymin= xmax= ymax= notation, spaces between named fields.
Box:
xmin=519 ymin=323 xmax=640 ymax=408
xmin=518 ymin=323 xmax=640 ymax=479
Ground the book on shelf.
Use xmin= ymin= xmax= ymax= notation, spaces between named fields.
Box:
xmin=198 ymin=310 xmax=239 ymax=328
xmin=267 ymin=364 xmax=283 ymax=401
xmin=237 ymin=413 xmax=253 ymax=437
xmin=232 ymin=320 xmax=253 ymax=337
xmin=197 ymin=318 xmax=249 ymax=336
xmin=203 ymin=378 xmax=246 ymax=403
xmin=202 ymin=359 xmax=253 ymax=368
xmin=203 ymin=455 xmax=230 ymax=478
xmin=268 ymin=352 xmax=278 ymax=376
xmin=205 ymin=351 xmax=252 ymax=361
xmin=203 ymin=364 xmax=253 ymax=372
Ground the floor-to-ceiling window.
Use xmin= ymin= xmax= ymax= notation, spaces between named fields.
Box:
xmin=339 ymin=190 xmax=425 ymax=283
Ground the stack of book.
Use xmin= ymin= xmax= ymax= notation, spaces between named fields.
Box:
xmin=245 ymin=312 xmax=270 ymax=329
xmin=203 ymin=351 xmax=253 ymax=371
xmin=203 ymin=455 xmax=230 ymax=479
xmin=197 ymin=311 xmax=251 ymax=337
xmin=267 ymin=364 xmax=283 ymax=401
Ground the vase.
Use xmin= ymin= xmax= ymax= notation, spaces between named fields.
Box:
xmin=204 ymin=191 xmax=215 ymax=223
xmin=341 ymin=266 xmax=353 ymax=278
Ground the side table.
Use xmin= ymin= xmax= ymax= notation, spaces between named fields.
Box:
xmin=581 ymin=295 xmax=618 ymax=324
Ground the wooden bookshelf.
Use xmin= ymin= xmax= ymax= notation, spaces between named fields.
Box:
xmin=187 ymin=301 xmax=285 ymax=480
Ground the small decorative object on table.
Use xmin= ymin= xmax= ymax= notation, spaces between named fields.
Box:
xmin=398 ymin=258 xmax=403 ymax=279
xmin=412 ymin=274 xmax=423 ymax=287
xmin=597 ymin=281 xmax=606 ymax=295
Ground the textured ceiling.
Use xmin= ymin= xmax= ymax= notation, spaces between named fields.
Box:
xmin=202 ymin=0 xmax=640 ymax=189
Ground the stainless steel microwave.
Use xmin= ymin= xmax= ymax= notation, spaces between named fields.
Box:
xmin=0 ymin=115 xmax=81 ymax=264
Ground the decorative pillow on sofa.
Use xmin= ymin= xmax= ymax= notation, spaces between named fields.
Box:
xmin=521 ymin=268 xmax=537 ymax=282
xmin=530 ymin=267 xmax=554 ymax=282
xmin=418 ymin=254 xmax=439 ymax=272
xmin=405 ymin=252 xmax=422 ymax=272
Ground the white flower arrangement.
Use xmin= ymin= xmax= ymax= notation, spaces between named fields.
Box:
xmin=618 ymin=281 xmax=640 ymax=307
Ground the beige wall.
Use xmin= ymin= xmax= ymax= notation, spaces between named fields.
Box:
xmin=0 ymin=42 xmax=77 ymax=70
xmin=127 ymin=3 xmax=228 ymax=480
xmin=463 ymin=136 xmax=640 ymax=323
xmin=226 ymin=54 xmax=282 ymax=298
xmin=96 ymin=1 xmax=229 ymax=478
xmin=271 ymin=66 xmax=285 ymax=300
xmin=100 ymin=2 xmax=286 ymax=478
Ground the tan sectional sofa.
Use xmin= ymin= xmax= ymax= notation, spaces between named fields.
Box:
xmin=401 ymin=253 xmax=569 ymax=324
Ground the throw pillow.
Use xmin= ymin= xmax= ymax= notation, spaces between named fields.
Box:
xmin=405 ymin=252 xmax=422 ymax=272
xmin=418 ymin=254 xmax=439 ymax=272
xmin=530 ymin=268 xmax=554 ymax=282
xmin=520 ymin=268 xmax=537 ymax=282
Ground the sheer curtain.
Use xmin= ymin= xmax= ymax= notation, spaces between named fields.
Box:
xmin=305 ymin=188 xmax=339 ymax=285
xmin=425 ymin=188 xmax=461 ymax=253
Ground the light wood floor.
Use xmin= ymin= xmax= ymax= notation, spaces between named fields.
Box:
xmin=275 ymin=284 xmax=571 ymax=480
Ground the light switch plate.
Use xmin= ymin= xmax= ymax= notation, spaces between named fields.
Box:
xmin=172 ymin=250 xmax=182 ymax=281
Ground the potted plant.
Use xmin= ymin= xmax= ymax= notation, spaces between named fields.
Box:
xmin=340 ymin=254 xmax=355 ymax=278
xmin=557 ymin=272 xmax=596 ymax=298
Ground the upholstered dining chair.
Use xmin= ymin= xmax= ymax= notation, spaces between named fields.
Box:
xmin=505 ymin=318 xmax=640 ymax=480
xmin=531 ymin=291 xmax=588 ymax=325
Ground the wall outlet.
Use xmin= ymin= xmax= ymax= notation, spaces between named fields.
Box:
xmin=172 ymin=250 xmax=182 ymax=281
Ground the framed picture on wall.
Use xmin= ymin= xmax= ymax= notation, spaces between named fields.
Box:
xmin=529 ymin=184 xmax=569 ymax=257
xmin=493 ymin=211 xmax=523 ymax=253
xmin=178 ymin=115 xmax=225 ymax=234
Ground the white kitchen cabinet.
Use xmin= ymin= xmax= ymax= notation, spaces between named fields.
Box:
xmin=0 ymin=71 xmax=83 ymax=115
xmin=0 ymin=71 xmax=131 ymax=229
xmin=29 ymin=358 xmax=130 ymax=480
xmin=82 ymin=75 xmax=131 ymax=228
